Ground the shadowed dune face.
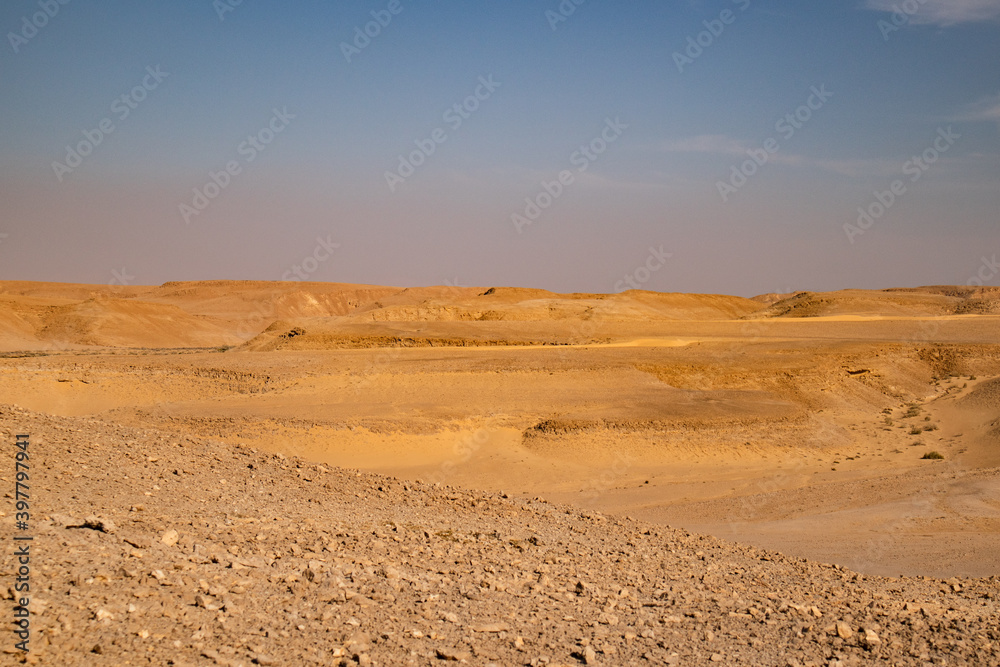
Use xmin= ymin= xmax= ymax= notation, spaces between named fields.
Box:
xmin=1 ymin=280 xmax=999 ymax=577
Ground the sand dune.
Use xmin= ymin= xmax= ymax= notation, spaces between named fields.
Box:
xmin=0 ymin=281 xmax=763 ymax=351
xmin=2 ymin=279 xmax=1000 ymax=665
xmin=1 ymin=280 xmax=997 ymax=352
xmin=1 ymin=280 xmax=998 ymax=583
xmin=752 ymin=286 xmax=1000 ymax=319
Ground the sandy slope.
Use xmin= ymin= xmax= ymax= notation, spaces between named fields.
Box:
xmin=0 ymin=281 xmax=997 ymax=579
xmin=0 ymin=281 xmax=998 ymax=662
xmin=2 ymin=406 xmax=998 ymax=666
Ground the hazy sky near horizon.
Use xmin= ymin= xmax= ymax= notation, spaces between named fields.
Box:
xmin=1 ymin=0 xmax=998 ymax=297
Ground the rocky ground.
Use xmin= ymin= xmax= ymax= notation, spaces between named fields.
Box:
xmin=2 ymin=405 xmax=998 ymax=666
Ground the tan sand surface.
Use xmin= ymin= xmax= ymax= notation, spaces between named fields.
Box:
xmin=1 ymin=280 xmax=998 ymax=580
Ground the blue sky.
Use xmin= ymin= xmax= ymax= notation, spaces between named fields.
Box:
xmin=1 ymin=0 xmax=998 ymax=296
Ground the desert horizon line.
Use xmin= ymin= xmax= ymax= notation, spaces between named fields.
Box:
xmin=2 ymin=277 xmax=996 ymax=302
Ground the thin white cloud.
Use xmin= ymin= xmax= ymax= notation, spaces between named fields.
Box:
xmin=665 ymin=134 xmax=749 ymax=155
xmin=865 ymin=0 xmax=1000 ymax=26
xmin=664 ymin=134 xmax=906 ymax=178
xmin=955 ymin=93 xmax=1000 ymax=123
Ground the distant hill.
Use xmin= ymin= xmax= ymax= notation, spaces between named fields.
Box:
xmin=0 ymin=280 xmax=996 ymax=350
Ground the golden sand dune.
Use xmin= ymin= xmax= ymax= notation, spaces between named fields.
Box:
xmin=145 ymin=280 xmax=403 ymax=321
xmin=38 ymin=298 xmax=242 ymax=348
xmin=1 ymin=280 xmax=997 ymax=352
xmin=0 ymin=281 xmax=761 ymax=351
xmin=1 ymin=280 xmax=999 ymax=581
xmin=753 ymin=286 xmax=1000 ymax=319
